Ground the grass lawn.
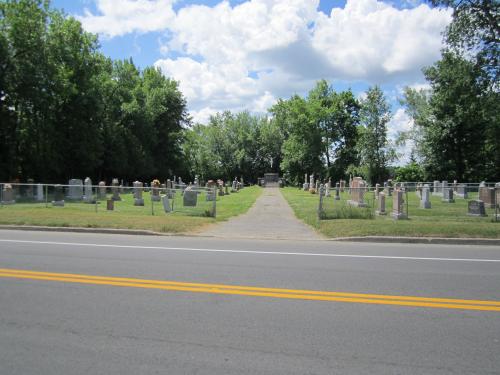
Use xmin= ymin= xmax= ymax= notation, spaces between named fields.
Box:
xmin=0 ymin=186 xmax=262 ymax=234
xmin=281 ymin=187 xmax=500 ymax=238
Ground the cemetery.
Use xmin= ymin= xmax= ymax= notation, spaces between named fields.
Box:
xmin=0 ymin=179 xmax=262 ymax=234
xmin=282 ymin=178 xmax=500 ymax=239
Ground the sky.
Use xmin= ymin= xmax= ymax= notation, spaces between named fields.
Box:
xmin=52 ymin=0 xmax=452 ymax=162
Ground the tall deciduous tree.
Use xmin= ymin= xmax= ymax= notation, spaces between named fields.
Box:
xmin=429 ymin=0 xmax=499 ymax=88
xmin=402 ymin=52 xmax=499 ymax=181
xmin=357 ymin=86 xmax=395 ymax=184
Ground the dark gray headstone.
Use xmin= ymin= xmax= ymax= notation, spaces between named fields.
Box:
xmin=183 ymin=189 xmax=197 ymax=207
xmin=468 ymin=200 xmax=487 ymax=217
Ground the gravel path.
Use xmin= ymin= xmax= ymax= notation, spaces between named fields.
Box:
xmin=201 ymin=187 xmax=323 ymax=240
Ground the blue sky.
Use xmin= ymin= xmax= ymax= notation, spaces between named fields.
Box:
xmin=51 ymin=0 xmax=451 ymax=160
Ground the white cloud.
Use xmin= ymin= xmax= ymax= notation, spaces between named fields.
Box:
xmin=312 ymin=0 xmax=451 ymax=80
xmin=388 ymin=108 xmax=413 ymax=139
xmin=77 ymin=0 xmax=175 ymax=38
xmin=76 ymin=0 xmax=451 ymax=123
xmin=387 ymin=108 xmax=414 ymax=164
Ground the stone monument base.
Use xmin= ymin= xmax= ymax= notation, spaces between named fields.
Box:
xmin=134 ymin=198 xmax=144 ymax=206
xmin=52 ymin=200 xmax=64 ymax=207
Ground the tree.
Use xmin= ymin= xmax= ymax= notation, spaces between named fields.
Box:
xmin=357 ymin=86 xmax=395 ymax=184
xmin=402 ymin=52 xmax=499 ymax=181
xmin=270 ymin=80 xmax=360 ymax=184
xmin=428 ymin=0 xmax=499 ymax=89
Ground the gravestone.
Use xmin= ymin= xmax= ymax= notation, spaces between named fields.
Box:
xmin=384 ymin=181 xmax=392 ymax=196
xmin=83 ymin=177 xmax=94 ymax=203
xmin=98 ymin=181 xmax=106 ymax=199
xmin=375 ymin=183 xmax=380 ymax=199
xmin=68 ymin=179 xmax=83 ymax=200
xmin=183 ymin=188 xmax=197 ymax=207
xmin=194 ymin=175 xmax=199 ymax=187
xmin=376 ymin=192 xmax=386 ymax=215
xmin=416 ymin=183 xmax=422 ymax=198
xmin=468 ymin=200 xmax=486 ymax=217
xmin=106 ymin=199 xmax=114 ymax=211
xmin=225 ymin=184 xmax=230 ymax=195
xmin=442 ymin=188 xmax=455 ymax=203
xmin=231 ymin=179 xmax=238 ymax=193
xmin=392 ymin=190 xmax=406 ymax=220
xmin=133 ymin=181 xmax=144 ymax=206
xmin=206 ymin=187 xmax=216 ymax=201
xmin=36 ymin=183 xmax=44 ymax=202
xmin=325 ymin=182 xmax=330 ymax=197
xmin=347 ymin=177 xmax=368 ymax=207
xmin=162 ymin=195 xmax=172 ymax=212
xmin=335 ymin=183 xmax=340 ymax=200
xmin=52 ymin=185 xmax=65 ymax=206
xmin=1 ymin=184 xmax=15 ymax=204
xmin=442 ymin=181 xmax=448 ymax=194
xmin=456 ymin=184 xmax=468 ymax=199
xmin=309 ymin=175 xmax=316 ymax=194
xmin=420 ymin=184 xmax=431 ymax=209
xmin=111 ymin=178 xmax=121 ymax=201
xmin=479 ymin=186 xmax=495 ymax=208
xmin=433 ymin=180 xmax=440 ymax=196
xmin=452 ymin=180 xmax=458 ymax=192
xmin=151 ymin=180 xmax=161 ymax=202
xmin=340 ymin=180 xmax=345 ymax=192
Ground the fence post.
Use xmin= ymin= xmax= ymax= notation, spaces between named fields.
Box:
xmin=151 ymin=191 xmax=154 ymax=216
xmin=45 ymin=184 xmax=48 ymax=208
xmin=95 ymin=185 xmax=98 ymax=213
xmin=318 ymin=184 xmax=325 ymax=220
xmin=406 ymin=190 xmax=409 ymax=219
xmin=212 ymin=186 xmax=217 ymax=218
xmin=495 ymin=186 xmax=499 ymax=223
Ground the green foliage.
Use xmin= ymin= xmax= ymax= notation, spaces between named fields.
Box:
xmin=428 ymin=0 xmax=499 ymax=88
xmin=402 ymin=52 xmax=499 ymax=181
xmin=183 ymin=111 xmax=279 ymax=182
xmin=357 ymin=86 xmax=395 ymax=184
xmin=0 ymin=0 xmax=188 ymax=183
xmin=270 ymin=80 xmax=360 ymax=183
xmin=393 ymin=162 xmax=425 ymax=182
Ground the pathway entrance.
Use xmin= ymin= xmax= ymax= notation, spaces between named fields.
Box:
xmin=201 ymin=187 xmax=323 ymax=240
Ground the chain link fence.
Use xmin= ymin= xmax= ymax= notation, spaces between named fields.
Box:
xmin=317 ymin=182 xmax=499 ymax=222
xmin=0 ymin=183 xmax=218 ymax=218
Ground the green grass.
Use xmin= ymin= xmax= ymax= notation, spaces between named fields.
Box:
xmin=281 ymin=187 xmax=500 ymax=238
xmin=0 ymin=186 xmax=262 ymax=234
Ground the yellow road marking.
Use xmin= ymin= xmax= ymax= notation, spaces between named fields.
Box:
xmin=1 ymin=268 xmax=499 ymax=311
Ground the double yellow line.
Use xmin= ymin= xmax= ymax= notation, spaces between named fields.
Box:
xmin=1 ymin=268 xmax=499 ymax=311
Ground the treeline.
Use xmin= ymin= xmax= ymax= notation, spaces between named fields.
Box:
xmin=0 ymin=0 xmax=189 ymax=183
xmin=185 ymin=82 xmax=396 ymax=185
xmin=1 ymin=0 xmax=498 ymax=185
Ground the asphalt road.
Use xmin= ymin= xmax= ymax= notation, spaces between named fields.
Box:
xmin=0 ymin=229 xmax=499 ymax=374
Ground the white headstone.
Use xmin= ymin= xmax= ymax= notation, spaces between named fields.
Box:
xmin=420 ymin=184 xmax=431 ymax=209
xmin=68 ymin=179 xmax=83 ymax=200
xmin=83 ymin=177 xmax=93 ymax=203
